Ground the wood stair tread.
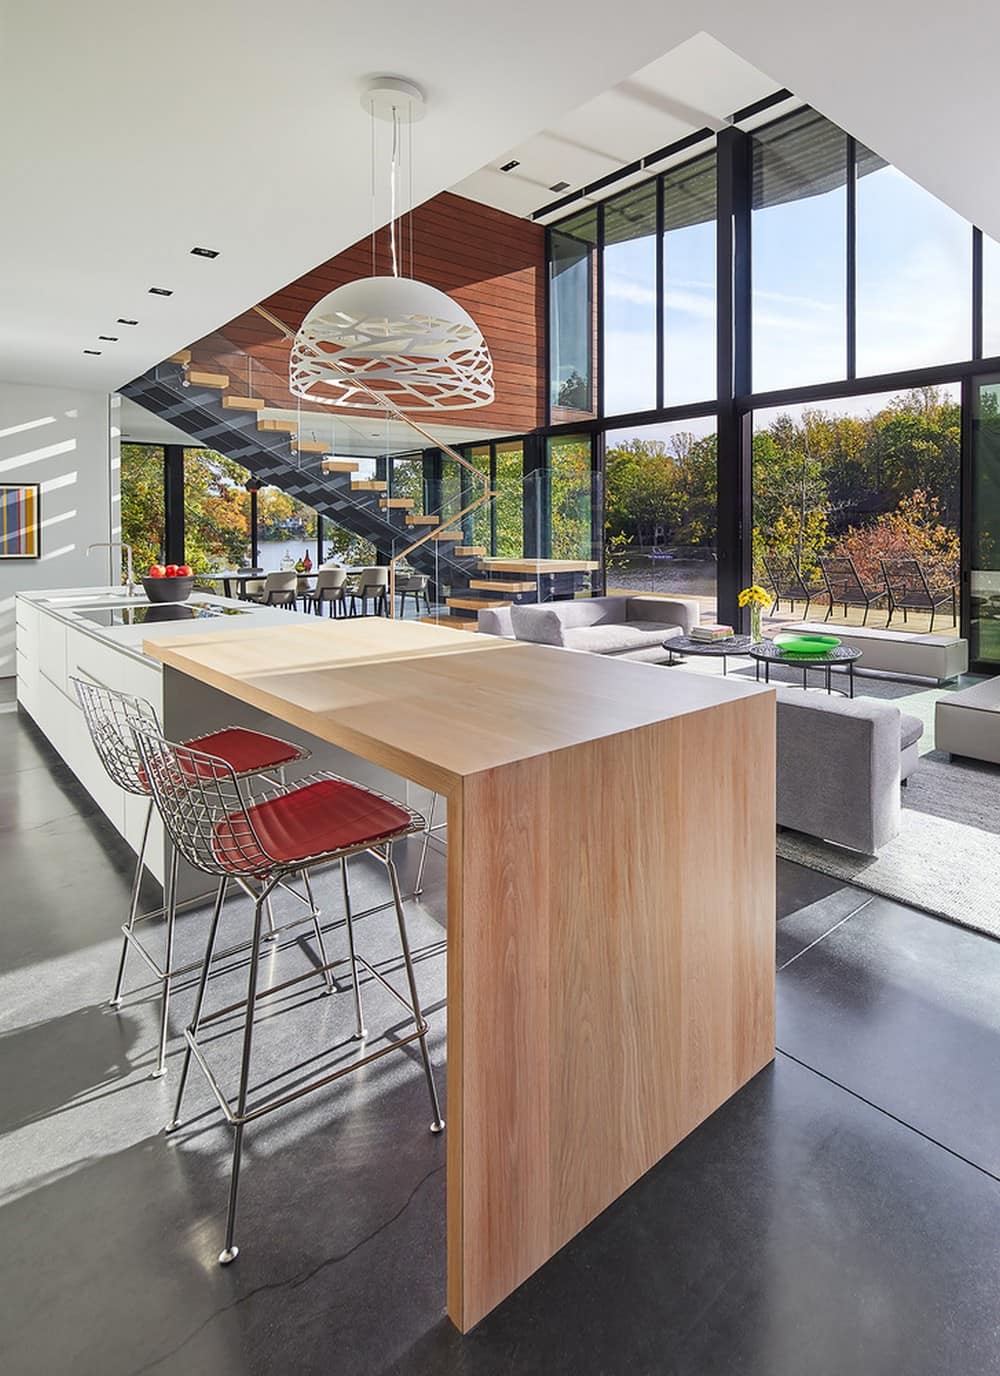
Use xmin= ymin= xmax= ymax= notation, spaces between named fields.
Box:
xmin=222 ymin=395 xmax=266 ymax=411
xmin=422 ymin=615 xmax=478 ymax=631
xmin=431 ymin=529 xmax=463 ymax=541
xmin=351 ymin=479 xmax=388 ymax=492
xmin=294 ymin=439 xmax=332 ymax=454
xmin=379 ymin=498 xmax=415 ymax=509
xmin=187 ymin=369 xmax=229 ymax=389
xmin=257 ymin=417 xmax=298 ymax=433
xmin=446 ymin=596 xmax=512 ymax=611
xmin=321 ymin=459 xmax=359 ymax=473
xmin=168 ymin=349 xmax=192 ymax=365
xmin=468 ymin=579 xmax=537 ymax=593
xmin=454 ymin=546 xmax=487 ymax=557
xmin=405 ymin=513 xmax=439 ymax=525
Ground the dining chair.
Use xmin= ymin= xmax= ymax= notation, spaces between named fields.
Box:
xmin=303 ymin=566 xmax=348 ymax=617
xmin=132 ymin=721 xmax=444 ymax=1266
xmin=396 ymin=572 xmax=430 ymax=618
xmin=350 ymin=567 xmax=389 ymax=617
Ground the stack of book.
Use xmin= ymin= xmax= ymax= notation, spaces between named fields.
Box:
xmin=690 ymin=623 xmax=735 ymax=642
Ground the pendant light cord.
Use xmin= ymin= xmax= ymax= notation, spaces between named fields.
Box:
xmin=389 ymin=104 xmax=400 ymax=278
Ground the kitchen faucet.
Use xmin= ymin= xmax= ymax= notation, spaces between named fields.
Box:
xmin=88 ymin=542 xmax=136 ymax=597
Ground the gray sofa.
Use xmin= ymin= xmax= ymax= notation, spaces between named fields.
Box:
xmin=776 ymin=688 xmax=923 ymax=854
xmin=479 ymin=595 xmax=700 ymax=663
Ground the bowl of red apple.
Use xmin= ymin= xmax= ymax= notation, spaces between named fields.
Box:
xmin=142 ymin=564 xmax=195 ymax=602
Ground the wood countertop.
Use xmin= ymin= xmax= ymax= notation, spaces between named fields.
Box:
xmin=144 ymin=617 xmax=771 ymax=787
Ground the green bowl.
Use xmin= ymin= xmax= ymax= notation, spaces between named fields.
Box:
xmin=773 ymin=632 xmax=841 ymax=656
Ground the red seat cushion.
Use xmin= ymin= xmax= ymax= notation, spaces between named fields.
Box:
xmin=185 ymin=727 xmax=302 ymax=776
xmin=212 ymin=778 xmax=412 ymax=872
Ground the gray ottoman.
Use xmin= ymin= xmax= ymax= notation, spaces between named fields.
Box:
xmin=935 ymin=677 xmax=1000 ymax=764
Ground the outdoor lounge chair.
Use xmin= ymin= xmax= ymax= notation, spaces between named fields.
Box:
xmin=819 ymin=556 xmax=889 ymax=626
xmin=762 ymin=553 xmax=828 ymax=618
xmin=881 ymin=558 xmax=957 ymax=633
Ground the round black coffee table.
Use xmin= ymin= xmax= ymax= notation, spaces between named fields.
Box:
xmin=748 ymin=640 xmax=862 ymax=697
xmin=664 ymin=634 xmax=754 ymax=676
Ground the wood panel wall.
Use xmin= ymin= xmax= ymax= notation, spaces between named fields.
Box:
xmin=190 ymin=192 xmax=546 ymax=436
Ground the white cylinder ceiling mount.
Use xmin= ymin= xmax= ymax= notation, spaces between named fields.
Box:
xmin=289 ymin=78 xmax=495 ymax=411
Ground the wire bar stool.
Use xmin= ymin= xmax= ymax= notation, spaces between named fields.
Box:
xmin=71 ymin=677 xmax=314 ymax=1076
xmin=131 ymin=722 xmax=445 ymax=1266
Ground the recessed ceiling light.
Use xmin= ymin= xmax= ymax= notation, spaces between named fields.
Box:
xmin=83 ymin=349 xmax=102 ymax=355
xmin=117 ymin=318 xmax=139 ymax=325
xmin=98 ymin=335 xmax=118 ymax=342
xmin=499 ymin=159 xmax=520 ymax=173
xmin=549 ymin=180 xmax=570 ymax=192
xmin=190 ymin=246 xmax=220 ymax=258
xmin=148 ymin=286 xmax=173 ymax=296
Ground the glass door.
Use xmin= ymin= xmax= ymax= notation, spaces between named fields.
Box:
xmin=970 ymin=375 xmax=1000 ymax=669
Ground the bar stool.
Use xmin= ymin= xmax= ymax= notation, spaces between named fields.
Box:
xmin=72 ymin=677 xmax=315 ymax=1077
xmin=131 ymin=722 xmax=444 ymax=1266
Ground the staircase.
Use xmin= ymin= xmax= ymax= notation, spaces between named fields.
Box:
xmin=121 ymin=355 xmax=500 ymax=617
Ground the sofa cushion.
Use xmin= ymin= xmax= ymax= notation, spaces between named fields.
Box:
xmin=562 ymin=621 xmax=681 ymax=655
xmin=625 ymin=595 xmax=701 ymax=636
xmin=899 ymin=712 xmax=924 ymax=751
xmin=510 ymin=598 xmax=624 ymax=646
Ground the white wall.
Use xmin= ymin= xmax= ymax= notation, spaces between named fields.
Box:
xmin=0 ymin=382 xmax=118 ymax=677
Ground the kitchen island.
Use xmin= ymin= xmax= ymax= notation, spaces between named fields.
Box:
xmin=141 ymin=615 xmax=776 ymax=1332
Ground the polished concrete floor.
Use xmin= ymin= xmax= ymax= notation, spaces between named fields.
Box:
xmin=3 ymin=679 xmax=1000 ymax=1376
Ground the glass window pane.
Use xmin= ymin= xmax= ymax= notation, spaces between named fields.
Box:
xmin=752 ymin=385 xmax=960 ymax=639
xmin=603 ymin=183 xmax=657 ymax=416
xmin=120 ymin=444 xmax=165 ymax=574
xmin=467 ymin=445 xmax=492 ymax=551
xmin=546 ymin=435 xmax=593 ymax=560
xmin=254 ymin=480 xmax=318 ymax=571
xmin=982 ymin=234 xmax=1000 ymax=360
xmin=549 ymin=209 xmax=597 ymax=421
xmin=663 ymin=153 xmax=716 ymax=406
xmin=604 ymin=419 xmax=717 ymax=623
xmin=183 ymin=449 xmax=252 ymax=572
xmin=856 ymin=148 xmax=972 ymax=374
xmin=971 ymin=378 xmax=1000 ymax=665
xmin=751 ymin=110 xmax=847 ymax=391
xmin=494 ymin=440 xmax=524 ymax=557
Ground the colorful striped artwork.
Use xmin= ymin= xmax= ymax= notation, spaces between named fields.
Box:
xmin=0 ymin=484 xmax=40 ymax=558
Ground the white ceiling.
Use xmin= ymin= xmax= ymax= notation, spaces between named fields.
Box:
xmin=3 ymin=2 xmax=1000 ymax=396
xmin=452 ymin=34 xmax=778 ymax=219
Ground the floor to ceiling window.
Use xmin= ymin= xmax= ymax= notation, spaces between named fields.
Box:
xmin=183 ymin=449 xmax=253 ymax=571
xmin=545 ymin=435 xmax=594 ymax=561
xmin=604 ymin=418 xmax=717 ymax=619
xmin=752 ymin=385 xmax=960 ymax=634
xmin=751 ymin=111 xmax=847 ymax=391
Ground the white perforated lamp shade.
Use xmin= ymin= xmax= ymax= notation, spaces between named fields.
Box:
xmin=289 ymin=275 xmax=495 ymax=410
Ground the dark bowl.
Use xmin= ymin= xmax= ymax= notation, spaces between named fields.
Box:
xmin=142 ymin=575 xmax=194 ymax=603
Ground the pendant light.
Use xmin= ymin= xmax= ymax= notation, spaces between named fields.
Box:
xmin=290 ymin=78 xmax=495 ymax=411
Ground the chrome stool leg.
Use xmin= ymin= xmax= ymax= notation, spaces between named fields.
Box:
xmin=387 ymin=850 xmax=444 ymax=1133
xmin=414 ymin=791 xmax=437 ymax=897
xmin=152 ymin=848 xmax=179 ymax=1078
xmin=340 ymin=857 xmax=367 ymax=1039
xmin=302 ymin=870 xmax=335 ymax=994
xmin=111 ymin=798 xmax=152 ymax=1008
xmin=219 ymin=878 xmax=274 ymax=1265
xmin=166 ymin=876 xmax=228 ymax=1132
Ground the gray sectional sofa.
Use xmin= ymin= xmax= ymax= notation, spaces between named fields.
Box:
xmin=776 ymin=688 xmax=923 ymax=854
xmin=478 ymin=595 xmax=700 ymax=663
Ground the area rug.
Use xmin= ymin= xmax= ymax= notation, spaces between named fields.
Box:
xmin=775 ymin=750 xmax=1000 ymax=940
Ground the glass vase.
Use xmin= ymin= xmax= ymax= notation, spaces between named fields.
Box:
xmin=750 ymin=604 xmax=762 ymax=643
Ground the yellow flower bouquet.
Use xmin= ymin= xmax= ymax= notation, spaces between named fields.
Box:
xmin=738 ymin=584 xmax=770 ymax=642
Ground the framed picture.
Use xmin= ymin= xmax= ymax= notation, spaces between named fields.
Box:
xmin=0 ymin=483 xmax=41 ymax=559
